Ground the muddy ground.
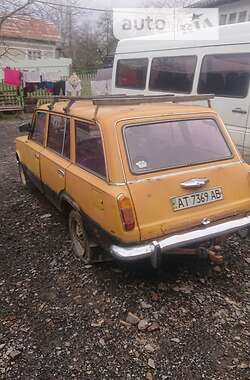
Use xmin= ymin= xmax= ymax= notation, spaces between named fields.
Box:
xmin=0 ymin=117 xmax=249 ymax=380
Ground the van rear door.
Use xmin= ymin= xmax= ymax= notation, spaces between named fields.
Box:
xmin=210 ymin=95 xmax=250 ymax=160
xmin=197 ymin=53 xmax=250 ymax=159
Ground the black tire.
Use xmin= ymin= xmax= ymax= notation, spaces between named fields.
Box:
xmin=69 ymin=210 xmax=91 ymax=263
xmin=18 ymin=162 xmax=33 ymax=189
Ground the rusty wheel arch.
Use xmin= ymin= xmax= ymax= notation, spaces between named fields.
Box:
xmin=59 ymin=192 xmax=80 ymax=216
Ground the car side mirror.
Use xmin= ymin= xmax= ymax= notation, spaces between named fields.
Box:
xmin=19 ymin=122 xmax=32 ymax=133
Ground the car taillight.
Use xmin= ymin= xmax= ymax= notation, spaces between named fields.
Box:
xmin=117 ymin=194 xmax=135 ymax=231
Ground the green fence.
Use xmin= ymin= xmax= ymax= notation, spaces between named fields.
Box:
xmin=26 ymin=88 xmax=51 ymax=98
xmin=0 ymin=82 xmax=24 ymax=112
xmin=77 ymin=70 xmax=97 ymax=96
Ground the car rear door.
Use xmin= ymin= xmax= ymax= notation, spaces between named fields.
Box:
xmin=119 ymin=116 xmax=250 ymax=241
xmin=22 ymin=111 xmax=47 ymax=191
xmin=39 ymin=113 xmax=71 ymax=206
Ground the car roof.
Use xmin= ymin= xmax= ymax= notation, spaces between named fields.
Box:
xmin=39 ymin=100 xmax=217 ymax=126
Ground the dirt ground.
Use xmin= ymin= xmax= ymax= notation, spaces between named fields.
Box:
xmin=0 ymin=117 xmax=249 ymax=380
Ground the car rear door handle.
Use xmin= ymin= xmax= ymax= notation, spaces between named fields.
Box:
xmin=232 ymin=108 xmax=247 ymax=115
xmin=57 ymin=169 xmax=65 ymax=177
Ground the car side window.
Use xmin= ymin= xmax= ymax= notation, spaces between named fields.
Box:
xmin=75 ymin=120 xmax=106 ymax=178
xmin=149 ymin=55 xmax=197 ymax=93
xmin=31 ymin=111 xmax=46 ymax=145
xmin=47 ymin=114 xmax=70 ymax=159
xmin=116 ymin=58 xmax=148 ymax=89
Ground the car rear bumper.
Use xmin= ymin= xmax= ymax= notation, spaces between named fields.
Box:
xmin=110 ymin=215 xmax=250 ymax=267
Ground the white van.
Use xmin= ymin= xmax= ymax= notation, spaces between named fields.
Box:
xmin=112 ymin=22 xmax=250 ymax=161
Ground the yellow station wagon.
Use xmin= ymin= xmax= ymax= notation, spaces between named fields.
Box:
xmin=16 ymin=94 xmax=250 ymax=267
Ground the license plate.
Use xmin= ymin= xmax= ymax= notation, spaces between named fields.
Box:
xmin=171 ymin=187 xmax=223 ymax=211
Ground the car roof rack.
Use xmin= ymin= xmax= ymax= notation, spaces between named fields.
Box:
xmin=37 ymin=93 xmax=214 ymax=116
xmin=40 ymin=94 xmax=126 ymax=113
xmin=92 ymin=94 xmax=214 ymax=119
xmin=92 ymin=94 xmax=214 ymax=106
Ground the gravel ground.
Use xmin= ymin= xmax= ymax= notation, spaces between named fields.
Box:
xmin=0 ymin=117 xmax=249 ymax=380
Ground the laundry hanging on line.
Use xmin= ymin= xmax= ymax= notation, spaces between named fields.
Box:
xmin=22 ymin=70 xmax=41 ymax=83
xmin=65 ymin=73 xmax=82 ymax=96
xmin=41 ymin=71 xmax=62 ymax=82
xmin=4 ymin=68 xmax=21 ymax=87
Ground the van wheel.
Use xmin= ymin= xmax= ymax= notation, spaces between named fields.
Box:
xmin=69 ymin=210 xmax=91 ymax=263
xmin=18 ymin=162 xmax=32 ymax=189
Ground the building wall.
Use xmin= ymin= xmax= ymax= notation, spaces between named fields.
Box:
xmin=218 ymin=0 xmax=250 ymax=24
xmin=0 ymin=38 xmax=56 ymax=63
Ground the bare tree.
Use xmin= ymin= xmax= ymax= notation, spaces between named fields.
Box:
xmin=0 ymin=1 xmax=116 ymax=68
xmin=97 ymin=12 xmax=117 ymax=62
xmin=0 ymin=0 xmax=35 ymax=29
xmin=0 ymin=0 xmax=36 ymax=58
xmin=71 ymin=23 xmax=100 ymax=70
xmin=30 ymin=0 xmax=83 ymax=58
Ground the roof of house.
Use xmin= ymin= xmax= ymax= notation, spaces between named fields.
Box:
xmin=189 ymin=0 xmax=238 ymax=7
xmin=0 ymin=16 xmax=60 ymax=43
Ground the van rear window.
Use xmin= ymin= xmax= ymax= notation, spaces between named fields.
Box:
xmin=124 ymin=119 xmax=232 ymax=174
xmin=149 ymin=56 xmax=197 ymax=93
xmin=198 ymin=53 xmax=250 ymax=98
xmin=116 ymin=58 xmax=148 ymax=89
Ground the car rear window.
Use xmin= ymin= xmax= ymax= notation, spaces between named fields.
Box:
xmin=124 ymin=119 xmax=232 ymax=174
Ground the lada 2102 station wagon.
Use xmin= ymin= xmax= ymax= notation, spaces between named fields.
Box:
xmin=16 ymin=94 xmax=250 ymax=268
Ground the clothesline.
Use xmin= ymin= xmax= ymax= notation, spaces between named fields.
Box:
xmin=3 ymin=67 xmax=66 ymax=87
xmin=2 ymin=69 xmax=82 ymax=97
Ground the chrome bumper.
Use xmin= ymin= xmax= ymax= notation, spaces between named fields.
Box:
xmin=110 ymin=215 xmax=250 ymax=267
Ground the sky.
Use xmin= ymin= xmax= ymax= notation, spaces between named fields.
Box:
xmin=76 ymin=0 xmax=193 ymax=10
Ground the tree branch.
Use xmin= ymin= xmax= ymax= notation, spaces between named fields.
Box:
xmin=0 ymin=0 xmax=35 ymax=30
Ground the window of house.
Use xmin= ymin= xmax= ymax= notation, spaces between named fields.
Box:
xmin=228 ymin=13 xmax=237 ymax=24
xmin=124 ymin=119 xmax=231 ymax=174
xmin=75 ymin=120 xmax=106 ymax=178
xmin=47 ymin=115 xmax=70 ymax=158
xmin=238 ymin=10 xmax=247 ymax=23
xmin=198 ymin=54 xmax=250 ymax=98
xmin=31 ymin=112 xmax=46 ymax=145
xmin=220 ymin=14 xmax=227 ymax=25
xmin=149 ymin=56 xmax=197 ymax=93
xmin=27 ymin=50 xmax=42 ymax=60
xmin=115 ymin=58 xmax=148 ymax=89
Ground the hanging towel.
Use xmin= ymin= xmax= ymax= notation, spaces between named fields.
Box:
xmin=54 ymin=80 xmax=65 ymax=95
xmin=46 ymin=81 xmax=54 ymax=93
xmin=4 ymin=68 xmax=21 ymax=87
xmin=41 ymin=71 xmax=61 ymax=82
xmin=66 ymin=73 xmax=82 ymax=96
xmin=65 ymin=81 xmax=81 ymax=96
xmin=23 ymin=70 xmax=41 ymax=83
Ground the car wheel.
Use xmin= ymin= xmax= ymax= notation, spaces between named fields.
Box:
xmin=69 ymin=210 xmax=91 ymax=263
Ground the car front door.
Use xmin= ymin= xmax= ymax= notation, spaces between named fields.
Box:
xmin=23 ymin=111 xmax=47 ymax=191
xmin=39 ymin=113 xmax=71 ymax=206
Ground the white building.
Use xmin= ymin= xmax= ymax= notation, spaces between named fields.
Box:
xmin=190 ymin=0 xmax=250 ymax=25
xmin=0 ymin=16 xmax=72 ymax=79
